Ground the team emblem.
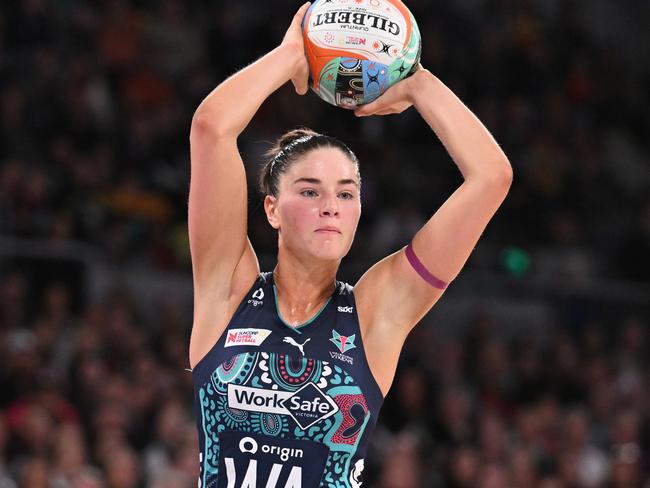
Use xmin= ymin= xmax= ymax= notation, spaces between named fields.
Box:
xmin=330 ymin=330 xmax=357 ymax=353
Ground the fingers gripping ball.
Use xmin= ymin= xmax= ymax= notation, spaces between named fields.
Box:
xmin=302 ymin=0 xmax=421 ymax=109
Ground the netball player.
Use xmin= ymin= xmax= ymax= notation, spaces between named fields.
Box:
xmin=188 ymin=3 xmax=512 ymax=487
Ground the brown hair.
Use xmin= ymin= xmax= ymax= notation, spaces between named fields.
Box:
xmin=259 ymin=128 xmax=360 ymax=197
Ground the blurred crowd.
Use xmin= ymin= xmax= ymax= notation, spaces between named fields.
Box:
xmin=1 ymin=0 xmax=649 ymax=487
xmin=372 ymin=314 xmax=649 ymax=488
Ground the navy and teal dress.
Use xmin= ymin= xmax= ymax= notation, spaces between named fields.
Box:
xmin=192 ymin=272 xmax=385 ymax=488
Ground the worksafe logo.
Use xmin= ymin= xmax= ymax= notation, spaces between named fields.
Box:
xmin=284 ymin=383 xmax=338 ymax=429
xmin=228 ymin=384 xmax=339 ymax=430
xmin=330 ymin=329 xmax=357 ymax=353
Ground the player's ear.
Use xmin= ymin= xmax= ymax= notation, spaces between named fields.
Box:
xmin=264 ymin=195 xmax=280 ymax=230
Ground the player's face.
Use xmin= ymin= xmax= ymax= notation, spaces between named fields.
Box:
xmin=266 ymin=147 xmax=361 ymax=262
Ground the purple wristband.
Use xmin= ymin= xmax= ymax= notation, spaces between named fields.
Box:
xmin=405 ymin=243 xmax=449 ymax=290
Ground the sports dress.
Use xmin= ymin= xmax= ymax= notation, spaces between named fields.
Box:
xmin=192 ymin=271 xmax=385 ymax=488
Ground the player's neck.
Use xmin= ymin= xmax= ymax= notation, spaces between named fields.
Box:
xmin=273 ymin=260 xmax=337 ymax=325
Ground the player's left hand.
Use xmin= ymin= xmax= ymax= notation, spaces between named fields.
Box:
xmin=354 ymin=64 xmax=425 ymax=117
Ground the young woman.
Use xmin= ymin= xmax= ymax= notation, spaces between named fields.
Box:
xmin=188 ymin=3 xmax=512 ymax=487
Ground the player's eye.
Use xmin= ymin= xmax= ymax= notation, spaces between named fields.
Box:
xmin=300 ymin=189 xmax=318 ymax=197
xmin=339 ymin=192 xmax=354 ymax=200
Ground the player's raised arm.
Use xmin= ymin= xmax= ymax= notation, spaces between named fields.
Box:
xmin=188 ymin=3 xmax=310 ymax=286
xmin=355 ymin=67 xmax=513 ymax=344
xmin=188 ymin=3 xmax=310 ymax=368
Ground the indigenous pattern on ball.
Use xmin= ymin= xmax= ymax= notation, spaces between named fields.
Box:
xmin=302 ymin=0 xmax=421 ymax=108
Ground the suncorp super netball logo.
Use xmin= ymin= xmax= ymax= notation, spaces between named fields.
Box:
xmin=224 ymin=328 xmax=271 ymax=347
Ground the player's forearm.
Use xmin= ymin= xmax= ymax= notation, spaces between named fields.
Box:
xmin=191 ymin=43 xmax=302 ymax=138
xmin=411 ymin=70 xmax=512 ymax=183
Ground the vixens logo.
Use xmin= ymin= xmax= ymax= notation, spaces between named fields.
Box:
xmin=330 ymin=330 xmax=357 ymax=353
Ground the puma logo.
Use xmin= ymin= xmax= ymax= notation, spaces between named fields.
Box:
xmin=283 ymin=337 xmax=311 ymax=356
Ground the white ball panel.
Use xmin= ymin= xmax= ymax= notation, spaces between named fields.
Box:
xmin=306 ymin=0 xmax=410 ymax=64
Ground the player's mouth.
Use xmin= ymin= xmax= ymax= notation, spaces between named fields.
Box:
xmin=315 ymin=226 xmax=341 ymax=234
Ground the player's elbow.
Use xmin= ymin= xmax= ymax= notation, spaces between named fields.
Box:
xmin=190 ymin=109 xmax=237 ymax=141
xmin=496 ymin=161 xmax=513 ymax=187
xmin=486 ymin=157 xmax=513 ymax=188
xmin=474 ymin=159 xmax=513 ymax=197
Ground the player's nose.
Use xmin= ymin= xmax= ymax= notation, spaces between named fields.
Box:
xmin=319 ymin=194 xmax=339 ymax=217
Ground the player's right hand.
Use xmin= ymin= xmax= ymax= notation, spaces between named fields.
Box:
xmin=281 ymin=2 xmax=311 ymax=95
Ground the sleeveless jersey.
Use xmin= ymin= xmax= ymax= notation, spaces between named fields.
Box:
xmin=192 ymin=272 xmax=385 ymax=488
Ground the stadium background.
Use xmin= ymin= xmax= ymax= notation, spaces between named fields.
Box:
xmin=0 ymin=0 xmax=649 ymax=486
